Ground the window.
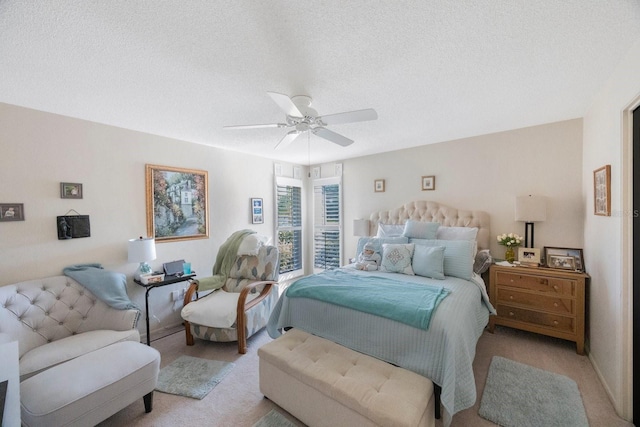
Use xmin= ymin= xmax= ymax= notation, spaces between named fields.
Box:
xmin=313 ymin=177 xmax=342 ymax=271
xmin=276 ymin=177 xmax=303 ymax=277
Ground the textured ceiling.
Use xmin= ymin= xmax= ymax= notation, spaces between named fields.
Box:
xmin=1 ymin=1 xmax=639 ymax=164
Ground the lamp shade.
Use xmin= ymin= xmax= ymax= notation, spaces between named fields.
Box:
xmin=515 ymin=195 xmax=547 ymax=222
xmin=128 ymin=237 xmax=157 ymax=263
xmin=353 ymin=219 xmax=370 ymax=236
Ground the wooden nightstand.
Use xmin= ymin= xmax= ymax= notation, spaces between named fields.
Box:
xmin=488 ymin=264 xmax=589 ymax=354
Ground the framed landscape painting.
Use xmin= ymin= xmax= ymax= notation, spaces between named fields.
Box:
xmin=145 ymin=164 xmax=209 ymax=242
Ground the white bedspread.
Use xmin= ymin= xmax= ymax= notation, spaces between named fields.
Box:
xmin=267 ymin=266 xmax=495 ymax=425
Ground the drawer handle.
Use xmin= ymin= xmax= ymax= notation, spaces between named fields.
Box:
xmin=509 ymin=312 xmax=515 ymax=317
xmin=509 ymin=295 xmax=514 ymax=300
xmin=554 ymin=302 xmax=559 ymax=307
xmin=553 ymin=320 xmax=559 ymax=325
xmin=553 ymin=285 xmax=559 ymax=291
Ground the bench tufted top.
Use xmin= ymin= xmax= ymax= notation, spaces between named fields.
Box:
xmin=258 ymin=328 xmax=433 ymax=427
xmin=0 ymin=276 xmax=140 ymax=358
xmin=369 ymin=200 xmax=491 ymax=250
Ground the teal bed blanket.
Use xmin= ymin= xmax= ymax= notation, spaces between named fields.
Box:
xmin=286 ymin=269 xmax=450 ymax=329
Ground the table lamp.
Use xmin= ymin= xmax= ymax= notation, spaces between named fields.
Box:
xmin=128 ymin=236 xmax=156 ymax=280
xmin=353 ymin=219 xmax=370 ymax=237
xmin=515 ymin=195 xmax=547 ymax=248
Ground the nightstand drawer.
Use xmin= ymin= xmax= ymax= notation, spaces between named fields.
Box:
xmin=496 ymin=288 xmax=574 ymax=315
xmin=496 ymin=304 xmax=575 ymax=333
xmin=495 ymin=271 xmax=575 ymax=296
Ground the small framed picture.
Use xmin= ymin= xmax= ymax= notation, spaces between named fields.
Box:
xmin=251 ymin=198 xmax=263 ymax=224
xmin=0 ymin=203 xmax=24 ymax=221
xmin=546 ymin=254 xmax=576 ymax=271
xmin=518 ymin=247 xmax=541 ymax=265
xmin=421 ymin=175 xmax=435 ymax=191
xmin=60 ymin=182 xmax=83 ymax=199
xmin=593 ymin=165 xmax=611 ymax=216
xmin=374 ymin=179 xmax=385 ymax=192
xmin=543 ymin=247 xmax=585 ymax=272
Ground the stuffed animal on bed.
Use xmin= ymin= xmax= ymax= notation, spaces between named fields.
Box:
xmin=355 ymin=242 xmax=382 ymax=271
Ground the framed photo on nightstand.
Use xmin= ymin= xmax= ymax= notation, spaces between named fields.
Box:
xmin=518 ymin=247 xmax=541 ymax=266
xmin=543 ymin=246 xmax=585 ymax=272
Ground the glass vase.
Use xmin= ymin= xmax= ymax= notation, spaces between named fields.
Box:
xmin=505 ymin=247 xmax=516 ymax=263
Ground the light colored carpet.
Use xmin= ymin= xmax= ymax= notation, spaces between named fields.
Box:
xmin=252 ymin=409 xmax=297 ymax=427
xmin=479 ymin=356 xmax=588 ymax=427
xmin=155 ymin=355 xmax=234 ymax=399
xmin=96 ymin=326 xmax=632 ymax=426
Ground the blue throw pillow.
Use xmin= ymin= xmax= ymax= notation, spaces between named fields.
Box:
xmin=411 ymin=239 xmax=475 ymax=280
xmin=412 ymin=245 xmax=446 ymax=280
xmin=402 ymin=220 xmax=440 ymax=239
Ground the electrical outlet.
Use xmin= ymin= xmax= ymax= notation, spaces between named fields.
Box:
xmin=171 ymin=290 xmax=180 ymax=301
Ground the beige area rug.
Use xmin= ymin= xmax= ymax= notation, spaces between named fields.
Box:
xmin=155 ymin=355 xmax=234 ymax=399
xmin=479 ymin=356 xmax=588 ymax=427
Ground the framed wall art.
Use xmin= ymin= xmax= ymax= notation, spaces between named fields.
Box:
xmin=251 ymin=198 xmax=263 ymax=224
xmin=374 ymin=179 xmax=385 ymax=192
xmin=0 ymin=203 xmax=24 ymax=222
xmin=593 ymin=165 xmax=611 ymax=216
xmin=421 ymin=175 xmax=435 ymax=191
xmin=145 ymin=164 xmax=209 ymax=242
xmin=543 ymin=246 xmax=585 ymax=272
xmin=60 ymin=182 xmax=83 ymax=199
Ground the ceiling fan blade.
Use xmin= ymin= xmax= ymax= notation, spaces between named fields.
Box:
xmin=267 ymin=92 xmax=303 ymax=117
xmin=317 ymin=108 xmax=378 ymax=126
xmin=223 ymin=123 xmax=287 ymax=130
xmin=274 ymin=131 xmax=302 ymax=150
xmin=312 ymin=127 xmax=354 ymax=147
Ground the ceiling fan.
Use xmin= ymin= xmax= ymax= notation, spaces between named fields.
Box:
xmin=223 ymin=92 xmax=378 ymax=150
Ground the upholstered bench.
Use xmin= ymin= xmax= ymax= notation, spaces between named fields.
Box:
xmin=258 ymin=328 xmax=435 ymax=427
xmin=20 ymin=341 xmax=160 ymax=427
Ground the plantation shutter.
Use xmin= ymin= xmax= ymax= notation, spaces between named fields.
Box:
xmin=276 ymin=177 xmax=303 ymax=275
xmin=313 ymin=177 xmax=342 ymax=271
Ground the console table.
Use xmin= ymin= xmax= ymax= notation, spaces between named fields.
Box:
xmin=134 ymin=273 xmax=197 ymax=345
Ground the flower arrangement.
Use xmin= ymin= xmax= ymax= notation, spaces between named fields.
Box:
xmin=497 ymin=233 xmax=523 ymax=247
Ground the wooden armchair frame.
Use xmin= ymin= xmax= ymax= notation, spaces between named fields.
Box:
xmin=183 ymin=279 xmax=277 ymax=354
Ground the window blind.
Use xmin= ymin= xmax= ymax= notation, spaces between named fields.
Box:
xmin=276 ymin=178 xmax=302 ymax=274
xmin=313 ymin=179 xmax=341 ymax=270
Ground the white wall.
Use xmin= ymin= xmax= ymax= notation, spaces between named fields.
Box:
xmin=582 ymin=38 xmax=640 ymax=419
xmin=333 ymin=119 xmax=585 ymax=263
xmin=0 ymin=103 xmax=280 ymax=340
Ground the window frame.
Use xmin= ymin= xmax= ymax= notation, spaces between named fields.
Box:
xmin=275 ymin=176 xmax=304 ymax=280
xmin=312 ymin=176 xmax=342 ymax=273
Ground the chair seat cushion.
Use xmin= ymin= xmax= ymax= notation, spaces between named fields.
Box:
xmin=20 ymin=341 xmax=160 ymax=427
xmin=19 ymin=329 xmax=140 ymax=380
xmin=181 ymin=290 xmax=259 ymax=328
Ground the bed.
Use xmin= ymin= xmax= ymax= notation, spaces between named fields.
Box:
xmin=267 ymin=200 xmax=495 ymax=425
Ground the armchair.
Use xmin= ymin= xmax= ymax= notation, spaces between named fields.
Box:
xmin=181 ymin=245 xmax=279 ymax=353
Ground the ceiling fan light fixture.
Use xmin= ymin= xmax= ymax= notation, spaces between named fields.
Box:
xmin=226 ymin=92 xmax=377 ymax=150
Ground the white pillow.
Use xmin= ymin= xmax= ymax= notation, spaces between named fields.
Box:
xmin=379 ymin=243 xmax=415 ymax=275
xmin=436 ymin=226 xmax=478 ymax=241
xmin=412 ymin=245 xmax=445 ymax=280
xmin=237 ymin=234 xmax=270 ymax=256
xmin=402 ymin=220 xmax=439 ymax=239
xmin=376 ymin=223 xmax=405 ymax=237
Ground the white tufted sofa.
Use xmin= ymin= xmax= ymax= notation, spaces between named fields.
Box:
xmin=0 ymin=275 xmax=160 ymax=427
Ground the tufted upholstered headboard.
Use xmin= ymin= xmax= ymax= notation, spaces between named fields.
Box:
xmin=368 ymin=200 xmax=491 ymax=250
